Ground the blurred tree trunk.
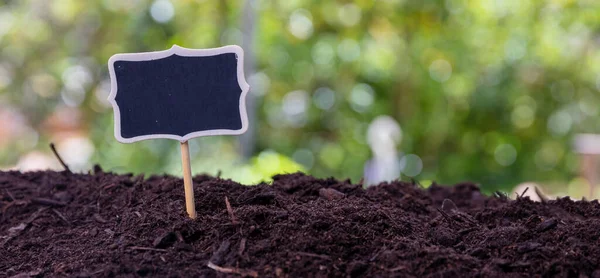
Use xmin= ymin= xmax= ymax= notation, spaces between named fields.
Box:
xmin=239 ymin=0 xmax=257 ymax=159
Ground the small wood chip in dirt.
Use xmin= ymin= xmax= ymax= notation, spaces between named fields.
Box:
xmin=210 ymin=240 xmax=231 ymax=265
xmin=225 ymin=197 xmax=238 ymax=224
xmin=294 ymin=251 xmax=331 ymax=260
xmin=9 ymin=268 xmax=42 ymax=278
xmin=319 ymin=188 xmax=345 ymax=200
xmin=441 ymin=198 xmax=458 ymax=213
xmin=7 ymin=223 xmax=27 ymax=235
xmin=52 ymin=191 xmax=73 ymax=203
xmin=388 ymin=265 xmax=408 ymax=272
xmin=537 ymin=218 xmax=558 ymax=232
xmin=89 ymin=228 xmax=98 ymax=237
xmin=5 ymin=189 xmax=15 ymax=201
xmin=174 ymin=242 xmax=193 ymax=252
xmin=52 ymin=209 xmax=71 ymax=226
xmin=153 ymin=232 xmax=176 ymax=248
xmin=93 ymin=213 xmax=108 ymax=223
xmin=207 ymin=261 xmax=258 ymax=278
xmin=238 ymin=238 xmax=246 ymax=255
xmin=130 ymin=246 xmax=168 ymax=252
xmin=517 ymin=242 xmax=542 ymax=253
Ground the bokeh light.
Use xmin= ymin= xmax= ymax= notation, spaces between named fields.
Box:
xmin=150 ymin=0 xmax=175 ymax=24
xmin=429 ymin=59 xmax=452 ymax=83
xmin=288 ymin=9 xmax=313 ymax=40
xmin=400 ymin=154 xmax=423 ymax=177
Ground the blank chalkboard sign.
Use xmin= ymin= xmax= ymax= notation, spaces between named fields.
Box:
xmin=108 ymin=45 xmax=249 ymax=143
xmin=107 ymin=45 xmax=250 ymax=219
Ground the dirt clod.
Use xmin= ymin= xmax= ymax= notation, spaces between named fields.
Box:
xmin=153 ymin=232 xmax=177 ymax=249
xmin=1 ymin=170 xmax=600 ymax=277
xmin=537 ymin=218 xmax=558 ymax=232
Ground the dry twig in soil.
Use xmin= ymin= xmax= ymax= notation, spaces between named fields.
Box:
xmin=52 ymin=209 xmax=71 ymax=226
xmin=49 ymin=143 xmax=72 ymax=173
xmin=31 ymin=197 xmax=66 ymax=207
xmin=534 ymin=186 xmax=549 ymax=202
xmin=1 ymin=207 xmax=47 ymax=247
xmin=519 ymin=187 xmax=530 ymax=198
xmin=129 ymin=246 xmax=168 ymax=252
xmin=225 ymin=197 xmax=238 ymax=224
xmin=207 ymin=261 xmax=258 ymax=277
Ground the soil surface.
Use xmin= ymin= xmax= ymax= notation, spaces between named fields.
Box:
xmin=1 ymin=167 xmax=600 ymax=277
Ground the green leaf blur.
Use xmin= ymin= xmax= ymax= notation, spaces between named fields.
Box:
xmin=0 ymin=0 xmax=599 ymax=192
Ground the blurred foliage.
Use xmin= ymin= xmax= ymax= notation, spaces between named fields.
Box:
xmin=1 ymin=0 xmax=600 ymax=191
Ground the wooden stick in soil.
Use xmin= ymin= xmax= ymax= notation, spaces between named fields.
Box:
xmin=49 ymin=143 xmax=71 ymax=173
xmin=225 ymin=197 xmax=238 ymax=224
xmin=180 ymin=141 xmax=197 ymax=219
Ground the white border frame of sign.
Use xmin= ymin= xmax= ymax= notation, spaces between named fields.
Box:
xmin=108 ymin=45 xmax=250 ymax=143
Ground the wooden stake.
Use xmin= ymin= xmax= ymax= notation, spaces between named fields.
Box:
xmin=180 ymin=141 xmax=197 ymax=219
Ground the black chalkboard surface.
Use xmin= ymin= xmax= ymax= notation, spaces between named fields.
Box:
xmin=108 ymin=45 xmax=249 ymax=143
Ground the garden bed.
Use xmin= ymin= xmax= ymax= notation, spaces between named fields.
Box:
xmin=1 ymin=167 xmax=599 ymax=277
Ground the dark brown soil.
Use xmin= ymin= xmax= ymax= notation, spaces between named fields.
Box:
xmin=1 ymin=167 xmax=600 ymax=277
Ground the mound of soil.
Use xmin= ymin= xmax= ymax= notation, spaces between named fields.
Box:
xmin=1 ymin=167 xmax=600 ymax=277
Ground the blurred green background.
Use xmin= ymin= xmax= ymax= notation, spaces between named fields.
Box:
xmin=1 ymin=0 xmax=600 ymax=196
